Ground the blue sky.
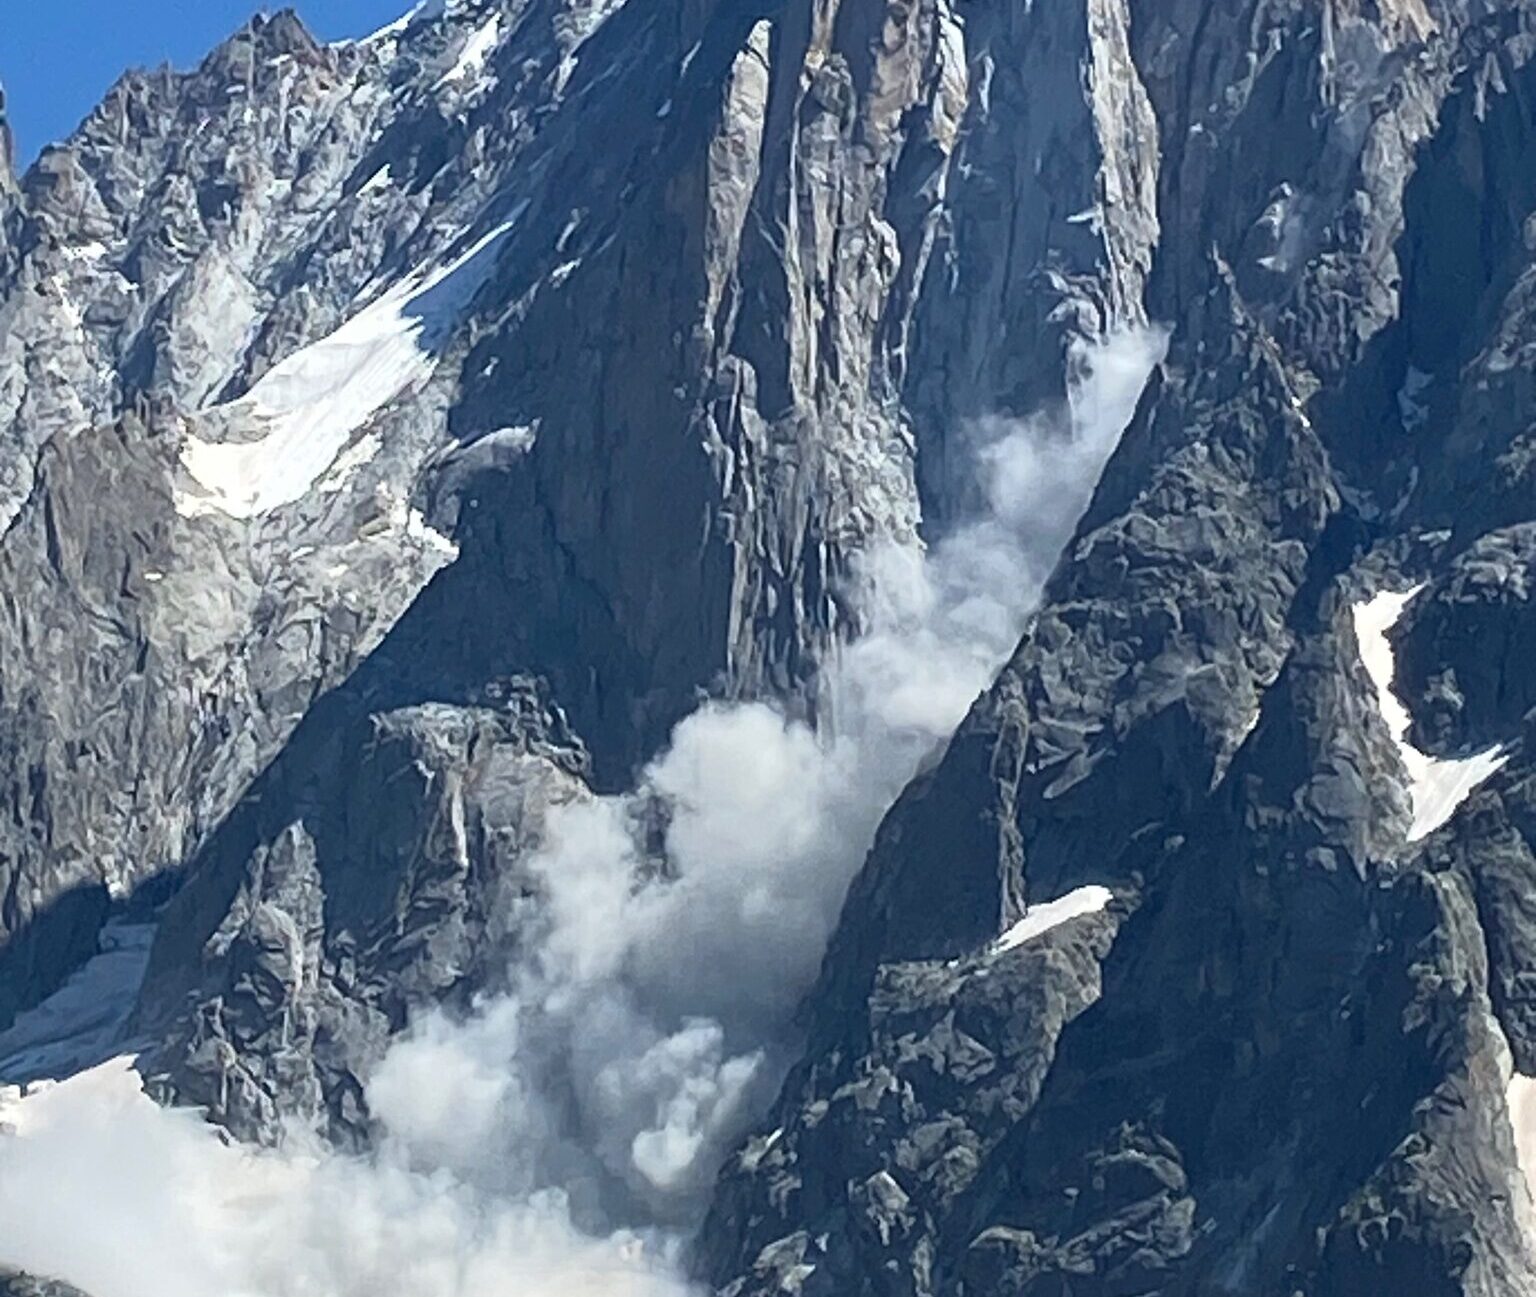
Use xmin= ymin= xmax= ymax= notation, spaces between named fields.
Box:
xmin=2 ymin=2 xmax=410 ymax=167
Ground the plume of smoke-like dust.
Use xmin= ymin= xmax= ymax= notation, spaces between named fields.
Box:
xmin=0 ymin=327 xmax=1166 ymax=1297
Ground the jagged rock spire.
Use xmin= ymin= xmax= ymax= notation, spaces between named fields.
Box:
xmin=0 ymin=81 xmax=16 ymax=194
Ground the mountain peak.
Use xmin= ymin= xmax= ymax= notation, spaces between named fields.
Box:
xmin=0 ymin=82 xmax=16 ymax=196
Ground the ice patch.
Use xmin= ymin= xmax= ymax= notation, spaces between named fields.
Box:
xmin=0 ymin=923 xmax=154 ymax=1086
xmin=1352 ymin=589 xmax=1510 ymax=841
xmin=175 ymin=223 xmax=512 ymax=520
xmin=994 ymin=885 xmax=1113 ymax=954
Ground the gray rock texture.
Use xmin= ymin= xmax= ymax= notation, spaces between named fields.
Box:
xmin=0 ymin=85 xmax=15 ymax=200
xmin=0 ymin=1273 xmax=86 ymax=1297
xmin=1395 ymin=527 xmax=1536 ymax=755
xmin=135 ymin=686 xmax=589 ymax=1144
xmin=696 ymin=2 xmax=1536 ymax=1295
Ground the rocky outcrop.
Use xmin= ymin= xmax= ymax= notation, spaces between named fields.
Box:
xmin=135 ymin=687 xmax=588 ymax=1143
xmin=0 ymin=84 xmax=15 ymax=199
xmin=1394 ymin=527 xmax=1536 ymax=755
xmin=0 ymin=1272 xmax=86 ymax=1297
xmin=696 ymin=3 xmax=1536 ymax=1294
xmin=84 ymin=0 xmax=1172 ymax=1142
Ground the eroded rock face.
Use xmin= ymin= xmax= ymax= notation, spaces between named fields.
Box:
xmin=0 ymin=1272 xmax=87 ymax=1297
xmin=7 ymin=1 xmax=1536 ymax=1296
xmin=1394 ymin=527 xmax=1536 ymax=754
xmin=135 ymin=688 xmax=588 ymax=1144
xmin=697 ymin=3 xmax=1536 ymax=1294
xmin=0 ymin=85 xmax=16 ymax=199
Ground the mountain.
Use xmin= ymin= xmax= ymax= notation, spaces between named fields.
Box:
xmin=3 ymin=0 xmax=1536 ymax=1293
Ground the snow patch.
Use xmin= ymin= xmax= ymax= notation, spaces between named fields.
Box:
xmin=0 ymin=923 xmax=154 ymax=1086
xmin=1511 ymin=1070 xmax=1536 ymax=1215
xmin=359 ymin=0 xmax=446 ymax=44
xmin=175 ymin=223 xmax=512 ymax=520
xmin=47 ymin=275 xmax=84 ymax=332
xmin=484 ymin=424 xmax=538 ymax=452
xmin=1352 ymin=589 xmax=1510 ymax=841
xmin=994 ymin=885 xmax=1113 ymax=954
xmin=436 ymin=13 xmax=502 ymax=89
xmin=405 ymin=506 xmax=459 ymax=558
xmin=318 ymin=433 xmax=383 ymax=494
xmin=554 ymin=0 xmax=630 ymax=88
xmin=358 ymin=164 xmax=393 ymax=195
xmin=59 ymin=242 xmax=107 ymax=264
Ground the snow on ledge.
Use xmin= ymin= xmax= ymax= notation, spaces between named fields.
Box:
xmin=1511 ymin=1073 xmax=1536 ymax=1208
xmin=358 ymin=164 xmax=394 ymax=196
xmin=994 ymin=885 xmax=1113 ymax=954
xmin=175 ymin=222 xmax=513 ymax=521
xmin=1352 ymin=588 xmax=1510 ymax=842
xmin=435 ymin=12 xmax=503 ymax=89
xmin=356 ymin=0 xmax=447 ymax=45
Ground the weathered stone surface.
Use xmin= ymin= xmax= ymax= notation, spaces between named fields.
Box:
xmin=0 ymin=1271 xmax=87 ymax=1297
xmin=696 ymin=4 xmax=1536 ymax=1294
xmin=0 ymin=84 xmax=16 ymax=199
xmin=1394 ymin=527 xmax=1536 ymax=754
xmin=135 ymin=687 xmax=588 ymax=1143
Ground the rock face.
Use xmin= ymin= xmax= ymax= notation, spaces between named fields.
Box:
xmin=5 ymin=1 xmax=1536 ymax=1295
xmin=135 ymin=687 xmax=589 ymax=1145
xmin=0 ymin=1273 xmax=86 ymax=1297
xmin=697 ymin=2 xmax=1536 ymax=1294
xmin=0 ymin=85 xmax=16 ymax=198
